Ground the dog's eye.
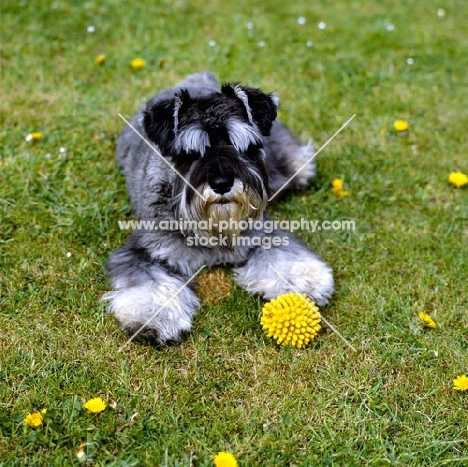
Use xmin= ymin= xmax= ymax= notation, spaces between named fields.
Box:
xmin=170 ymin=150 xmax=200 ymax=172
xmin=245 ymin=145 xmax=265 ymax=160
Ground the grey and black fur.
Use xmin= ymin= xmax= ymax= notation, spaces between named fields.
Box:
xmin=104 ymin=72 xmax=334 ymax=344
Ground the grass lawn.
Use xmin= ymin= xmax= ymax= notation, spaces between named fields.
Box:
xmin=2 ymin=0 xmax=468 ymax=465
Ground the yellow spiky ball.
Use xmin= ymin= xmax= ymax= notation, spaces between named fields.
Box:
xmin=261 ymin=292 xmax=321 ymax=348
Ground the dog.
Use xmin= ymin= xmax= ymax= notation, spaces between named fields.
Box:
xmin=104 ymin=72 xmax=334 ymax=345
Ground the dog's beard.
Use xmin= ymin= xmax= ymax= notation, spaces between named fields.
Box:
xmin=178 ymin=179 xmax=267 ymax=247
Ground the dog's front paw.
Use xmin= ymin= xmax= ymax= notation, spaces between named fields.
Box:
xmin=289 ymin=261 xmax=334 ymax=306
xmin=103 ymin=281 xmax=200 ymax=345
xmin=234 ymin=246 xmax=334 ymax=306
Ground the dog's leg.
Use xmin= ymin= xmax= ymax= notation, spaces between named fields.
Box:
xmin=265 ymin=121 xmax=316 ymax=196
xmin=233 ymin=232 xmax=334 ymax=306
xmin=103 ymin=240 xmax=200 ymax=345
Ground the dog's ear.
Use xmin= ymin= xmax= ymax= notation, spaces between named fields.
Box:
xmin=142 ymin=89 xmax=191 ymax=151
xmin=221 ymin=84 xmax=279 ymax=136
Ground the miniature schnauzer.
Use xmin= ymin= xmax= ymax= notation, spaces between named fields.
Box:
xmin=104 ymin=72 xmax=334 ymax=344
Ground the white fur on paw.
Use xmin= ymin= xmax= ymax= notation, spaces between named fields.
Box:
xmin=102 ymin=281 xmax=199 ymax=342
xmin=235 ymin=250 xmax=334 ymax=306
xmin=289 ymin=260 xmax=334 ymax=305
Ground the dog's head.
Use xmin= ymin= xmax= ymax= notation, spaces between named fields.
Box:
xmin=142 ymin=83 xmax=278 ymax=241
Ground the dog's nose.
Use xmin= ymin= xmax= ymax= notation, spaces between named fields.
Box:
xmin=209 ymin=174 xmax=234 ymax=194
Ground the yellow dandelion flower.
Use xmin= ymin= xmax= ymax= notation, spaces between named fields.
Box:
xmin=393 ymin=119 xmax=409 ymax=131
xmin=214 ymin=451 xmax=238 ymax=467
xmin=25 ymin=132 xmax=43 ymax=142
xmin=23 ymin=410 xmax=45 ymax=428
xmin=84 ymin=397 xmax=106 ymax=414
xmin=418 ymin=312 xmax=437 ymax=329
xmin=453 ymin=375 xmax=468 ymax=391
xmin=130 ymin=58 xmax=146 ymax=70
xmin=448 ymin=172 xmax=468 ymax=188
xmin=331 ymin=178 xmax=349 ymax=197
xmin=261 ymin=292 xmax=321 ymax=348
xmin=95 ymin=54 xmax=105 ymax=65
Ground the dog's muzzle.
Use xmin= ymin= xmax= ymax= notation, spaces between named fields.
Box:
xmin=178 ymin=178 xmax=267 ymax=246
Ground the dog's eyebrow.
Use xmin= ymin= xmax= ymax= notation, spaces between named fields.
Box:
xmin=226 ymin=119 xmax=263 ymax=153
xmin=174 ymin=127 xmax=210 ymax=156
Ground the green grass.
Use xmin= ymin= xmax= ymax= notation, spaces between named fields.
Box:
xmin=2 ymin=0 xmax=468 ymax=465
